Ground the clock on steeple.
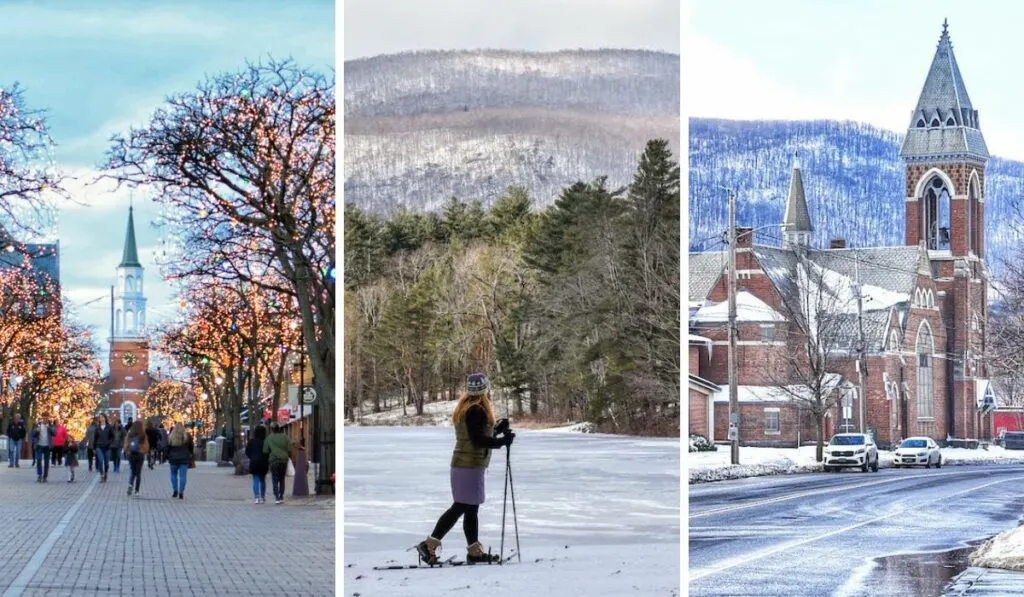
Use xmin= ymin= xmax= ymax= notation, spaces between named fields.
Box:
xmin=121 ymin=352 xmax=138 ymax=367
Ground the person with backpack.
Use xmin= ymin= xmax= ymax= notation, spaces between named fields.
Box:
xmin=245 ymin=425 xmax=269 ymax=504
xmin=262 ymin=424 xmax=292 ymax=504
xmin=416 ymin=373 xmax=514 ymax=565
xmin=6 ymin=415 xmax=26 ymax=468
xmin=31 ymin=418 xmax=55 ymax=483
xmin=165 ymin=423 xmax=194 ymax=499
xmin=93 ymin=414 xmax=114 ymax=482
xmin=124 ymin=421 xmax=149 ymax=496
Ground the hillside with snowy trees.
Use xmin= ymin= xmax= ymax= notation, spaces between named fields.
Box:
xmin=344 ymin=49 xmax=680 ymax=213
xmin=689 ymin=118 xmax=1024 ymax=268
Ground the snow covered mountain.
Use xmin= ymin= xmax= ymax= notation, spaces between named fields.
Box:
xmin=689 ymin=118 xmax=1024 ymax=268
xmin=344 ymin=49 xmax=680 ymax=213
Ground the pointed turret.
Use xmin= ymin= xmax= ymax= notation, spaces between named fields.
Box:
xmin=783 ymin=153 xmax=812 ymax=249
xmin=902 ymin=19 xmax=988 ymax=161
xmin=119 ymin=206 xmax=141 ymax=268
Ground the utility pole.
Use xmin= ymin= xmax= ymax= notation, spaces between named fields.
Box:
xmin=854 ymin=249 xmax=868 ymax=435
xmin=727 ymin=189 xmax=740 ymax=465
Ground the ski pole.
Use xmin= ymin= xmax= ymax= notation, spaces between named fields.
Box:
xmin=500 ymin=443 xmax=510 ymax=565
xmin=507 ymin=446 xmax=521 ymax=562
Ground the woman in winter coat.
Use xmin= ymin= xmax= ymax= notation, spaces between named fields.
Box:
xmin=245 ymin=425 xmax=269 ymax=504
xmin=93 ymin=414 xmax=114 ymax=482
xmin=52 ymin=421 xmax=68 ymax=466
xmin=123 ymin=421 xmax=149 ymax=496
xmin=416 ymin=373 xmax=514 ymax=565
xmin=165 ymin=423 xmax=194 ymax=499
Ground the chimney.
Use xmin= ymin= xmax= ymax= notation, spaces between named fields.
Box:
xmin=830 ymin=239 xmax=847 ymax=249
xmin=736 ymin=227 xmax=754 ymax=249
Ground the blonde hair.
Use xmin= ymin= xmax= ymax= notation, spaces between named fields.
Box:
xmin=452 ymin=392 xmax=496 ymax=426
xmin=169 ymin=425 xmax=188 ymax=447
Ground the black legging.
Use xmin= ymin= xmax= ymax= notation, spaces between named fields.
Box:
xmin=431 ymin=502 xmax=480 ymax=544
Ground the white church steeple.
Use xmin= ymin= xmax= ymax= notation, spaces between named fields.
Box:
xmin=114 ymin=205 xmax=146 ymax=338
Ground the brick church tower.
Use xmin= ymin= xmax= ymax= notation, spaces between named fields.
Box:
xmin=901 ymin=20 xmax=990 ymax=439
xmin=104 ymin=205 xmax=151 ymax=422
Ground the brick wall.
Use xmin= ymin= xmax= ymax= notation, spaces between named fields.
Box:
xmin=689 ymin=389 xmax=709 ymax=437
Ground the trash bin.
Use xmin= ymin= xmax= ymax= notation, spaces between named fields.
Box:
xmin=214 ymin=436 xmax=226 ymax=461
xmin=206 ymin=440 xmax=218 ymax=462
xmin=0 ymin=435 xmax=7 ymax=454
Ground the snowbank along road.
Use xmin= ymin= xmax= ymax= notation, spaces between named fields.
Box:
xmin=689 ymin=465 xmax=1024 ymax=597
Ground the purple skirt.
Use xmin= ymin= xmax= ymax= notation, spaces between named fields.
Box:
xmin=450 ymin=466 xmax=486 ymax=505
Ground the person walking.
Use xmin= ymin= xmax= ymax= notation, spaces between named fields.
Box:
xmin=263 ymin=424 xmax=292 ymax=505
xmin=158 ymin=425 xmax=169 ymax=464
xmin=124 ymin=421 xmax=149 ymax=496
xmin=32 ymin=418 xmax=55 ymax=483
xmin=165 ymin=423 xmax=194 ymax=500
xmin=416 ymin=373 xmax=514 ymax=565
xmin=245 ymin=425 xmax=269 ymax=504
xmin=94 ymin=414 xmax=114 ymax=482
xmin=145 ymin=420 xmax=160 ymax=470
xmin=85 ymin=418 xmax=97 ymax=472
xmin=6 ymin=415 xmax=26 ymax=468
xmin=52 ymin=420 xmax=67 ymax=466
xmin=66 ymin=437 xmax=79 ymax=482
xmin=111 ymin=417 xmax=124 ymax=474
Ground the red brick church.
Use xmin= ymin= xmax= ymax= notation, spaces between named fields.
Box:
xmin=98 ymin=205 xmax=153 ymax=421
xmin=688 ymin=22 xmax=996 ymax=448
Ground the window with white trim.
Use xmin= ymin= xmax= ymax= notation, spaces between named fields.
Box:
xmin=764 ymin=408 xmax=780 ymax=435
xmin=889 ymin=331 xmax=900 ymax=352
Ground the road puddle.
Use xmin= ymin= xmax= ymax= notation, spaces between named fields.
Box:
xmin=851 ymin=543 xmax=982 ymax=596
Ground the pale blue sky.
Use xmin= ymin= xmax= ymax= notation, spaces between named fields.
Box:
xmin=688 ymin=0 xmax=1024 ymax=159
xmin=0 ymin=0 xmax=333 ymax=367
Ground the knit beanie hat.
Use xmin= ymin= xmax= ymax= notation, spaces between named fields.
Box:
xmin=466 ymin=373 xmax=489 ymax=396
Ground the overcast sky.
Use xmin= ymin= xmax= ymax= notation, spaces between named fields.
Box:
xmin=688 ymin=0 xmax=1024 ymax=160
xmin=344 ymin=0 xmax=679 ymax=59
xmin=0 ymin=0 xmax=333 ymax=369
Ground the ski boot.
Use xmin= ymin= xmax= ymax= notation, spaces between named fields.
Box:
xmin=416 ymin=536 xmax=442 ymax=565
xmin=467 ymin=542 xmax=501 ymax=564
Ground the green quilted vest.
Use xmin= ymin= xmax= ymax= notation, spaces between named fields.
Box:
xmin=451 ymin=415 xmax=493 ymax=469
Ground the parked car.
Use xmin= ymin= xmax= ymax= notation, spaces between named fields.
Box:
xmin=1003 ymin=431 xmax=1024 ymax=450
xmin=824 ymin=433 xmax=879 ymax=473
xmin=893 ymin=437 xmax=942 ymax=468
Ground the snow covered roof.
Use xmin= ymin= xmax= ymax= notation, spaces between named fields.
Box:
xmin=692 ymin=291 xmax=785 ymax=323
xmin=712 ymin=375 xmax=850 ymax=404
xmin=688 ymin=334 xmax=713 ymax=345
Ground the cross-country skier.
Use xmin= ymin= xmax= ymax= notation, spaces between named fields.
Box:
xmin=416 ymin=373 xmax=514 ymax=565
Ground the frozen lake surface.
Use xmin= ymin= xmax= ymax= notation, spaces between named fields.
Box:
xmin=344 ymin=426 xmax=680 ymax=596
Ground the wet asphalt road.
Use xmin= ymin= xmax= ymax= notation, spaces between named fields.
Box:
xmin=689 ymin=465 xmax=1024 ymax=597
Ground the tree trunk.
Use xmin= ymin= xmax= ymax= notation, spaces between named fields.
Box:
xmin=816 ymin=413 xmax=826 ymax=462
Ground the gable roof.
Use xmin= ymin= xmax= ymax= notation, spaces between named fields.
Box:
xmin=689 ymin=251 xmax=726 ymax=302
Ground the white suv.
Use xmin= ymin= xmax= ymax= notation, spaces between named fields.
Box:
xmin=823 ymin=433 xmax=879 ymax=473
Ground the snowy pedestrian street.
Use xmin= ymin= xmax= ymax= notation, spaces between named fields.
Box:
xmin=344 ymin=427 xmax=680 ymax=596
xmin=689 ymin=464 xmax=1024 ymax=596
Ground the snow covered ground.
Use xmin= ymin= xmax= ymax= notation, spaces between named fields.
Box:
xmin=970 ymin=524 xmax=1024 ymax=572
xmin=344 ymin=427 xmax=680 ymax=596
xmin=689 ymin=444 xmax=1024 ymax=484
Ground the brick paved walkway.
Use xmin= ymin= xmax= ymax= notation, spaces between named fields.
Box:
xmin=0 ymin=458 xmax=335 ymax=596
